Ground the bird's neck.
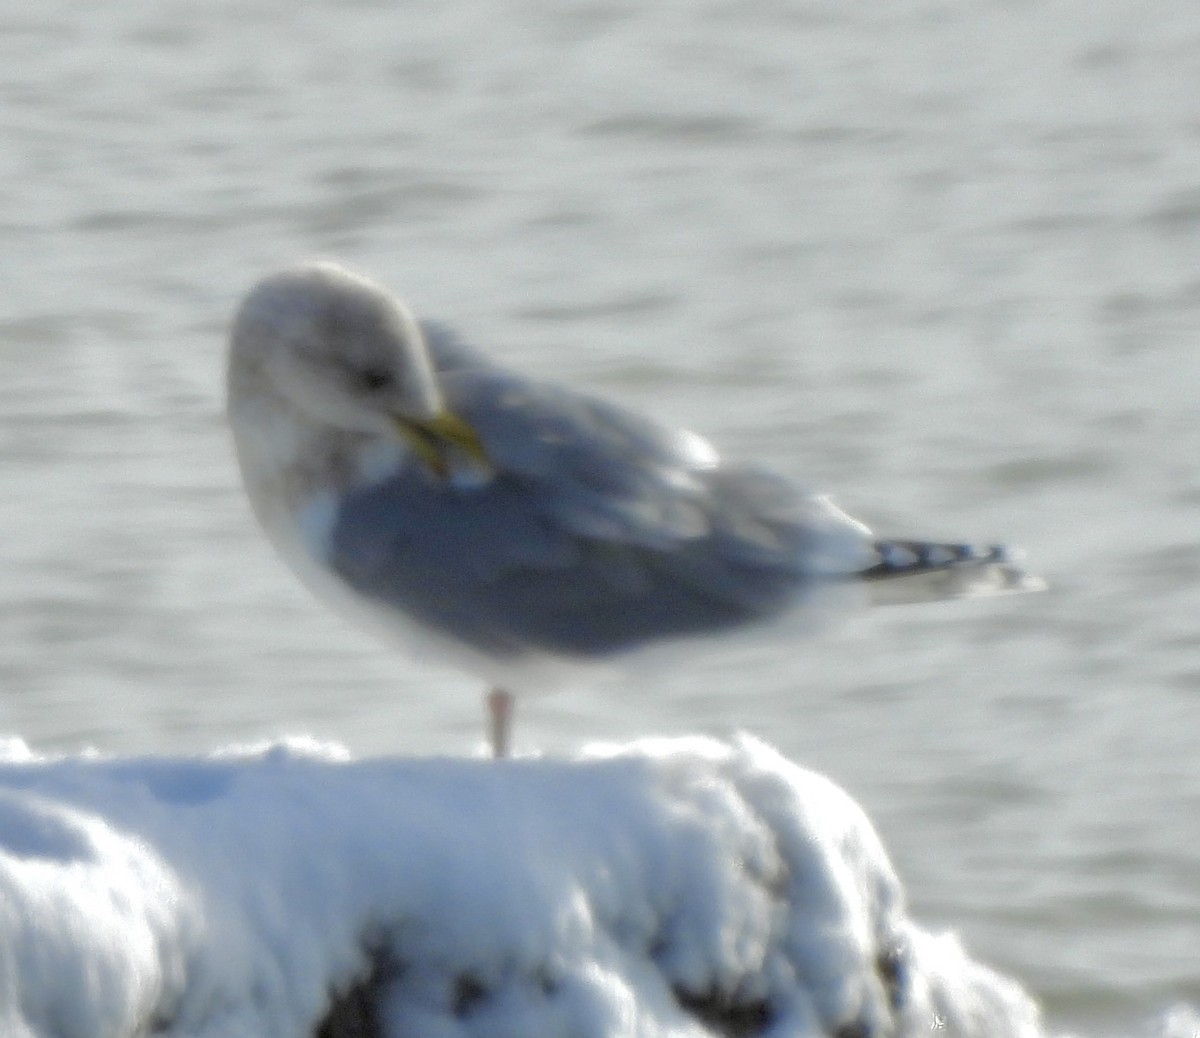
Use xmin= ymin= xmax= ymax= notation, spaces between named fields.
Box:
xmin=229 ymin=396 xmax=376 ymax=516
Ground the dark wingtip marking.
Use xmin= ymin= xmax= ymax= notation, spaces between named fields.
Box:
xmin=860 ymin=539 xmax=1009 ymax=581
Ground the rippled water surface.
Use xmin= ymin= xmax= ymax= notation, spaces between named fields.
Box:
xmin=1 ymin=1 xmax=1198 ymax=1034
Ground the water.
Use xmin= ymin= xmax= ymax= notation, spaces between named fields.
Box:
xmin=0 ymin=0 xmax=1197 ymax=1033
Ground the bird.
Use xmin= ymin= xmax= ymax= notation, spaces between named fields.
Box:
xmin=226 ymin=261 xmax=1041 ymax=757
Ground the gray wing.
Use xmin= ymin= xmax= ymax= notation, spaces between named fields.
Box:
xmin=421 ymin=320 xmax=491 ymax=373
xmin=326 ymin=368 xmax=872 ymax=660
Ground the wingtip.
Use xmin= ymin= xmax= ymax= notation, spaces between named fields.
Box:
xmin=863 ymin=539 xmax=1047 ymax=605
xmin=963 ymin=563 xmax=1047 ymax=598
xmin=981 ymin=545 xmax=1048 ymax=596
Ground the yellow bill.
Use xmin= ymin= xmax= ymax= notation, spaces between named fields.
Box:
xmin=395 ymin=410 xmax=490 ymax=480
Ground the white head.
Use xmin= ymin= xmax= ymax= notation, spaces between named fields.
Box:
xmin=228 ymin=261 xmax=443 ymax=434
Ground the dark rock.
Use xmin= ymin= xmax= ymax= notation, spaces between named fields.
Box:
xmin=876 ymin=942 xmax=908 ymax=1011
xmin=452 ymin=973 xmax=488 ymax=1018
xmin=832 ymin=1019 xmax=872 ymax=1038
xmin=673 ymin=986 xmax=774 ymax=1038
xmin=315 ymin=947 xmax=400 ymax=1038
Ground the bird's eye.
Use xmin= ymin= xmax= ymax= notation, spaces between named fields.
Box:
xmin=357 ymin=368 xmax=393 ymax=392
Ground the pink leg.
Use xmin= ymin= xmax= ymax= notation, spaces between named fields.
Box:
xmin=486 ymin=688 xmax=514 ymax=758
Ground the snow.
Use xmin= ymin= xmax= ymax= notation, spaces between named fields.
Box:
xmin=0 ymin=733 xmax=1043 ymax=1038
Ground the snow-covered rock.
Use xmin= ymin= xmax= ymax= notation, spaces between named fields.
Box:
xmin=0 ymin=734 xmax=1041 ymax=1038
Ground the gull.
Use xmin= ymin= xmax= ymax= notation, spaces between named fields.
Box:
xmin=226 ymin=262 xmax=1041 ymax=757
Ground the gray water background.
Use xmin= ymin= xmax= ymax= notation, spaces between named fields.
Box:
xmin=1 ymin=1 xmax=1198 ymax=1033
